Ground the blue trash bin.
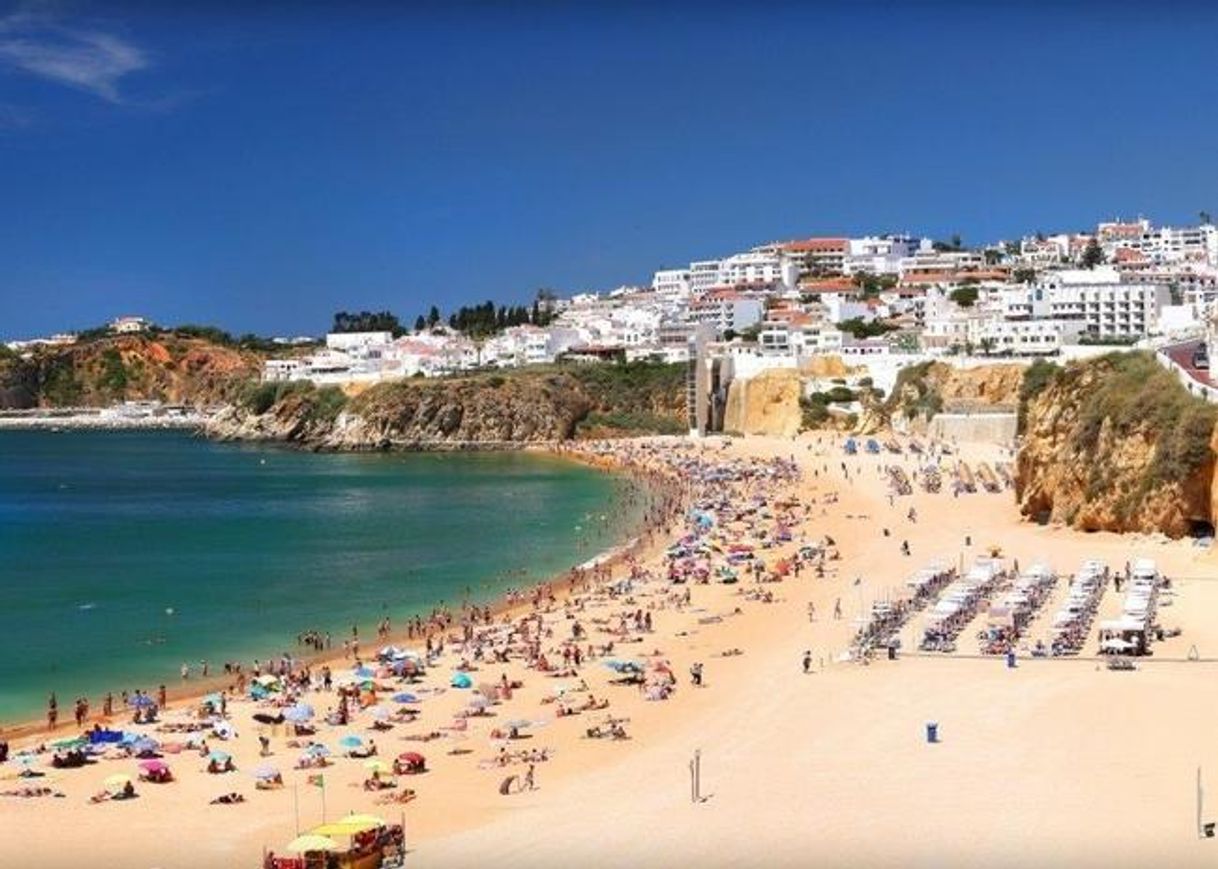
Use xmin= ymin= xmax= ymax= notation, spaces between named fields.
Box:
xmin=926 ymin=722 xmax=938 ymax=743
xmin=1006 ymin=650 xmax=1016 ymax=669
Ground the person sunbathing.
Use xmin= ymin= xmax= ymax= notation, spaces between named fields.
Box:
xmin=210 ymin=792 xmax=245 ymax=804
xmin=3 ymin=786 xmax=60 ymax=798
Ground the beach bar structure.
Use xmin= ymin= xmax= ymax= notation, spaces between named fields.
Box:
xmin=265 ymin=816 xmax=404 ymax=869
xmin=1099 ymin=558 xmax=1163 ymax=656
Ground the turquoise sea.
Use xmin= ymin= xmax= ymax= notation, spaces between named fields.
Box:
xmin=0 ymin=431 xmax=645 ymax=722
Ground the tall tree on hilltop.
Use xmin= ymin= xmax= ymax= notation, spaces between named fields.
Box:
xmin=1081 ymin=237 xmax=1105 ymax=269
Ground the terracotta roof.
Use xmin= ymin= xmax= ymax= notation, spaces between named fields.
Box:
xmin=782 ymin=237 xmax=848 ymax=253
xmin=798 ymin=278 xmax=856 ymax=292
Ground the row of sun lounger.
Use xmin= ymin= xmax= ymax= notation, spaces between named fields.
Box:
xmin=850 ymin=564 xmax=955 ymax=653
xmin=978 ymin=564 xmax=1057 ymax=654
xmin=920 ymin=559 xmax=1006 ymax=652
xmin=1047 ymin=560 xmax=1109 ymax=656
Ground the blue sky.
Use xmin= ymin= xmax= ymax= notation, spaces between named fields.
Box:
xmin=2 ymin=1 xmax=1218 ymax=339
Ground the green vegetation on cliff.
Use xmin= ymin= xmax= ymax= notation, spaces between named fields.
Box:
xmin=0 ymin=331 xmax=265 ymax=409
xmin=1017 ymin=358 xmax=1060 ymax=434
xmin=221 ymin=360 xmax=688 ymax=445
xmin=1066 ymin=353 xmax=1216 ymax=493
xmin=1016 ymin=351 xmax=1218 ymax=535
xmin=886 ymin=361 xmax=943 ymax=421
xmin=240 ymin=380 xmax=349 ymax=424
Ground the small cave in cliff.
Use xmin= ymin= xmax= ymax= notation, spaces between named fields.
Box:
xmin=1188 ymin=519 xmax=1215 ymax=539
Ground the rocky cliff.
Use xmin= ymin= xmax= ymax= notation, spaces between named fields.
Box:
xmin=723 ymin=368 xmax=803 ymax=437
xmin=207 ymin=363 xmax=686 ymax=449
xmin=0 ymin=334 xmax=263 ymax=409
xmin=1015 ymin=352 xmax=1217 ymax=537
xmin=886 ymin=360 xmax=1023 ymax=422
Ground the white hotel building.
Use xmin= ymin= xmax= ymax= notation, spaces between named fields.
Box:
xmin=1030 ymin=267 xmax=1169 ymax=339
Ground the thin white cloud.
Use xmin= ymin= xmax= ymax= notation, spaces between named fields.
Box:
xmin=0 ymin=9 xmax=148 ymax=104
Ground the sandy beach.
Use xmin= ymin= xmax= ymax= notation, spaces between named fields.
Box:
xmin=6 ymin=431 xmax=1218 ymax=869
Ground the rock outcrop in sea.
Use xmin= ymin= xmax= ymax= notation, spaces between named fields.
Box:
xmin=207 ymin=364 xmax=688 ymax=449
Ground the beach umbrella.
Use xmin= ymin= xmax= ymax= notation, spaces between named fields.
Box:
xmin=503 ymin=719 xmax=532 ymax=731
xmin=340 ymin=813 xmax=385 ymax=827
xmin=363 ymin=759 xmax=390 ymax=773
xmin=306 ymin=744 xmax=331 ymax=757
xmin=131 ymin=738 xmax=159 ymax=755
xmin=313 ymin=818 xmax=381 ymax=835
xmin=467 ymin=696 xmax=491 ymax=709
xmin=251 ymin=764 xmax=280 ymax=780
xmin=283 ymin=705 xmax=313 ymax=723
xmin=129 ymin=694 xmax=155 ymax=708
xmin=104 ymin=773 xmax=132 ymax=791
xmin=367 ymin=705 xmax=391 ymax=721
xmin=353 ymin=666 xmax=376 ymax=679
xmin=338 ymin=735 xmax=363 ymax=749
xmin=451 ymin=673 xmax=473 ymax=689
xmin=207 ymin=750 xmax=231 ymax=763
xmin=391 ymin=693 xmax=419 ymax=704
xmin=286 ymin=835 xmax=338 ymax=854
xmin=397 ymin=752 xmax=425 ymax=766
xmin=138 ymin=759 xmax=168 ymax=774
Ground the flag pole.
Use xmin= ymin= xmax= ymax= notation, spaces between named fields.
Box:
xmin=1198 ymin=766 xmax=1204 ymax=838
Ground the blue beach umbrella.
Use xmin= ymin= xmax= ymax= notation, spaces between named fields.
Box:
xmin=252 ymin=764 xmax=280 ymax=780
xmin=131 ymin=738 xmax=159 ymax=754
xmin=129 ymin=695 xmax=155 ymax=708
xmin=353 ymin=666 xmax=376 ymax=678
xmin=392 ymin=693 xmax=419 ymax=704
xmin=306 ymin=744 xmax=331 ymax=757
xmin=451 ymin=673 xmax=473 ymax=689
xmin=338 ymin=735 xmax=363 ymax=749
xmin=208 ymin=750 xmax=231 ymax=763
xmin=284 ymin=705 xmax=314 ymax=723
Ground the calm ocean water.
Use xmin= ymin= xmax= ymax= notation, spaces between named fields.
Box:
xmin=0 ymin=430 xmax=642 ymax=722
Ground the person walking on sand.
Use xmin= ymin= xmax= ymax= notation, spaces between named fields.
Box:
xmin=802 ymin=650 xmax=813 ymax=674
xmin=834 ymin=598 xmax=842 ymax=620
xmin=690 ymin=662 xmax=703 ymax=687
xmin=524 ymin=763 xmax=536 ymax=791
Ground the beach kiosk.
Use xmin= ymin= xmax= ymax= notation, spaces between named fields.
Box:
xmin=266 ymin=816 xmax=405 ymax=869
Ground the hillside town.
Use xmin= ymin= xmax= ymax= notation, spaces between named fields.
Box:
xmin=238 ymin=215 xmax=1218 ymax=384
xmin=8 ymin=215 xmax=1218 ymax=405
